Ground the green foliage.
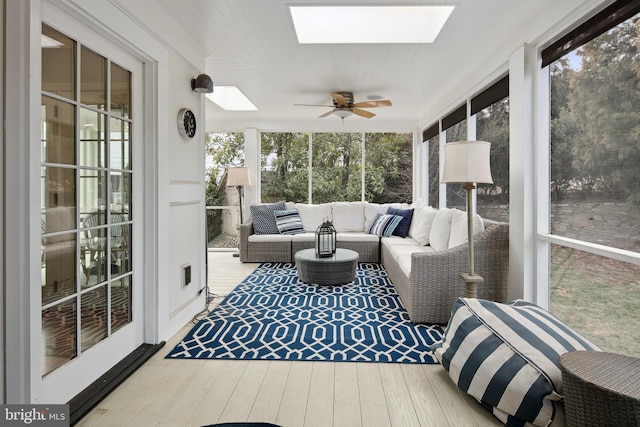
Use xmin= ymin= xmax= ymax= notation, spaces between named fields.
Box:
xmin=551 ymin=18 xmax=640 ymax=206
xmin=261 ymin=132 xmax=310 ymax=203
xmin=312 ymin=132 xmax=362 ymax=203
xmin=260 ymin=132 xmax=413 ymax=204
xmin=427 ymin=137 xmax=440 ymax=207
xmin=205 ymin=132 xmax=245 ymax=240
xmin=365 ymin=133 xmax=413 ymax=203
xmin=445 ymin=121 xmax=468 ymax=207
xmin=206 ymin=132 xmax=245 ymax=186
xmin=477 ymin=98 xmax=510 ymax=203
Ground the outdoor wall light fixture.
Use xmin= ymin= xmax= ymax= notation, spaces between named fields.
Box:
xmin=191 ymin=73 xmax=214 ymax=93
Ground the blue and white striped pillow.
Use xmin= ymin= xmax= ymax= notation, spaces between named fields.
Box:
xmin=273 ymin=209 xmax=304 ymax=235
xmin=431 ymin=298 xmax=600 ymax=427
xmin=368 ymin=213 xmax=403 ymax=237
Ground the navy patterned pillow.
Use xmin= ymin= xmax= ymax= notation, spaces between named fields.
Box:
xmin=387 ymin=207 xmax=414 ymax=238
xmin=250 ymin=201 xmax=286 ymax=234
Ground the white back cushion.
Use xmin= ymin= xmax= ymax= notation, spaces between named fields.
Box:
xmin=429 ymin=208 xmax=454 ymax=251
xmin=295 ymin=203 xmax=332 ymax=232
xmin=331 ymin=202 xmax=366 ymax=232
xmin=364 ymin=203 xmax=386 ymax=231
xmin=409 ymin=206 xmax=438 ymax=246
xmin=448 ymin=209 xmax=485 ymax=249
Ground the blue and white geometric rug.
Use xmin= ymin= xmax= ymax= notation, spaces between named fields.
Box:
xmin=166 ymin=262 xmax=443 ymax=364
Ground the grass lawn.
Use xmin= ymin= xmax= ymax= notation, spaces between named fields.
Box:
xmin=550 ymin=245 xmax=640 ymax=358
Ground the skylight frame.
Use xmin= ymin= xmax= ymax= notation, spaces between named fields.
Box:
xmin=289 ymin=5 xmax=455 ymax=44
xmin=206 ymin=86 xmax=258 ymax=111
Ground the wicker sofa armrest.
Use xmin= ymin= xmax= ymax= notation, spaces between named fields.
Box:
xmin=239 ymin=220 xmax=255 ymax=262
xmin=409 ymin=221 xmax=509 ymax=324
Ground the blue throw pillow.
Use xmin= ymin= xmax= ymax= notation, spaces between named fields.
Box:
xmin=250 ymin=201 xmax=286 ymax=234
xmin=387 ymin=207 xmax=414 ymax=237
xmin=368 ymin=213 xmax=403 ymax=237
xmin=274 ymin=209 xmax=304 ymax=235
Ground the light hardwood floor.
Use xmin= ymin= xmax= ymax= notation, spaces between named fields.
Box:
xmin=76 ymin=252 xmax=502 ymax=427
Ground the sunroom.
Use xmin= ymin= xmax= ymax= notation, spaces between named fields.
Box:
xmin=1 ymin=0 xmax=639 ymax=424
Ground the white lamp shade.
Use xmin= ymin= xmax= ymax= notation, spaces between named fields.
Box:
xmin=226 ymin=167 xmax=252 ymax=186
xmin=441 ymin=141 xmax=493 ymax=184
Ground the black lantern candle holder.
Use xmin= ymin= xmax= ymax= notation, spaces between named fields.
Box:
xmin=315 ymin=220 xmax=336 ymax=258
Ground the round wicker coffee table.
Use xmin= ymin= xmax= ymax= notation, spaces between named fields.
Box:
xmin=559 ymin=350 xmax=640 ymax=426
xmin=294 ymin=248 xmax=359 ymax=285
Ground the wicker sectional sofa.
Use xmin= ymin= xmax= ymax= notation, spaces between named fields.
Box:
xmin=239 ymin=201 xmax=509 ymax=324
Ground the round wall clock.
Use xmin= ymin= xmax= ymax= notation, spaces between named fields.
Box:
xmin=177 ymin=108 xmax=197 ymax=139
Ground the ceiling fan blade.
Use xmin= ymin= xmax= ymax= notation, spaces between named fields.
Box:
xmin=352 ymin=100 xmax=392 ymax=108
xmin=332 ymin=92 xmax=348 ymax=105
xmin=318 ymin=109 xmax=335 ymax=118
xmin=352 ymin=108 xmax=375 ymax=119
xmin=294 ymin=103 xmax=334 ymax=107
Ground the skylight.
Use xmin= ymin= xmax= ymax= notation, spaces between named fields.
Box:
xmin=289 ymin=5 xmax=454 ymax=44
xmin=206 ymin=86 xmax=258 ymax=111
xmin=41 ymin=34 xmax=63 ymax=48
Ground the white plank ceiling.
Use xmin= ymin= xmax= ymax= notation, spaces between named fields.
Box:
xmin=153 ymin=0 xmax=595 ymax=131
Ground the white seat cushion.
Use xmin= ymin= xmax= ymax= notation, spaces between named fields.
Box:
xmin=290 ymin=232 xmax=315 ymax=242
xmin=248 ymin=234 xmax=292 ymax=242
xmin=387 ymin=243 xmax=434 ymax=263
xmin=396 ymin=255 xmax=413 ymax=278
xmin=395 ymin=248 xmax=435 ymax=278
xmin=336 ymin=232 xmax=379 ymax=243
xmin=380 ymin=236 xmax=420 ymax=246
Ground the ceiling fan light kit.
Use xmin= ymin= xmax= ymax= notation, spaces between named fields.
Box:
xmin=333 ymin=108 xmax=353 ymax=119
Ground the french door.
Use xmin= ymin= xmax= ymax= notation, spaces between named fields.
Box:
xmin=40 ymin=13 xmax=144 ymax=402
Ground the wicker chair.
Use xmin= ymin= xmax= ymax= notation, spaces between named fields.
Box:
xmin=382 ymin=219 xmax=509 ymax=324
xmin=559 ymin=350 xmax=640 ymax=427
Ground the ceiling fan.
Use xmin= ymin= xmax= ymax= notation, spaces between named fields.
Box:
xmin=295 ymin=91 xmax=392 ymax=119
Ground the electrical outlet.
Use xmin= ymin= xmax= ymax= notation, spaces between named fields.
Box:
xmin=182 ymin=264 xmax=191 ymax=287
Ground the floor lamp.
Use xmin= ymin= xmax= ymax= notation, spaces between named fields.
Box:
xmin=227 ymin=167 xmax=252 ymax=257
xmin=441 ymin=141 xmax=493 ymax=298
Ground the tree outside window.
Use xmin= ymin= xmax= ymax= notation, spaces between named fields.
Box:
xmin=549 ymin=13 xmax=640 ymax=357
xmin=476 ymin=97 xmax=509 ymax=222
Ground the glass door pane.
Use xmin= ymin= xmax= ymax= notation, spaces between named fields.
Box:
xmin=80 ymin=46 xmax=106 ymax=110
xmin=41 ymin=96 xmax=76 ymax=165
xmin=41 ymin=24 xmax=75 ymax=99
xmin=79 ymin=108 xmax=106 ymax=168
xmin=111 ymin=62 xmax=131 ymax=119
xmin=41 ymin=23 xmax=134 ymax=375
